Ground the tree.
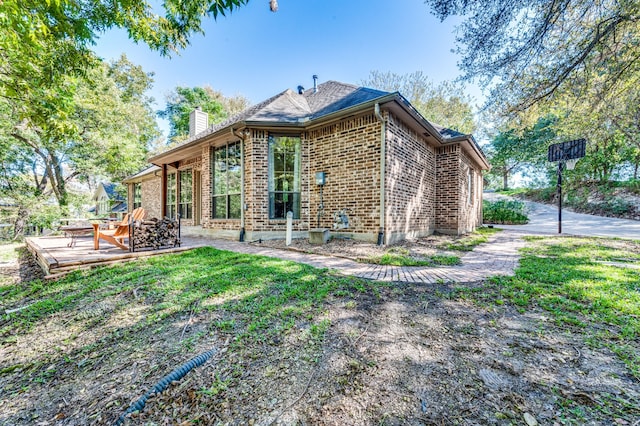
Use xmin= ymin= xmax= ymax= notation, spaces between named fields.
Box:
xmin=0 ymin=0 xmax=255 ymax=127
xmin=486 ymin=115 xmax=556 ymax=190
xmin=0 ymin=0 xmax=252 ymax=57
xmin=1 ymin=54 xmax=159 ymax=236
xmin=423 ymin=0 xmax=640 ymax=113
xmin=158 ymin=86 xmax=250 ymax=142
xmin=362 ymin=71 xmax=476 ymax=134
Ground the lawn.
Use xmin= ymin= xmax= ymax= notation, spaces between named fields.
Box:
xmin=0 ymin=246 xmax=376 ymax=424
xmin=450 ymin=236 xmax=640 ymax=422
xmin=1 ymin=236 xmax=638 ymax=425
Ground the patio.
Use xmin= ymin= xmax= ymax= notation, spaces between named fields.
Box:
xmin=25 ymin=234 xmax=209 ymax=278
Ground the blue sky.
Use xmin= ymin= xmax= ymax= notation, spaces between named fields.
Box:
xmin=93 ymin=0 xmax=480 ymax=138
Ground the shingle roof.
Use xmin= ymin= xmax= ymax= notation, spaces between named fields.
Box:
xmin=101 ymin=182 xmax=125 ymax=201
xmin=430 ymin=123 xmax=466 ymax=139
xmin=304 ymin=81 xmax=389 ymax=118
xmin=153 ymin=81 xmax=469 ymax=161
xmin=111 ymin=202 xmax=128 ymax=213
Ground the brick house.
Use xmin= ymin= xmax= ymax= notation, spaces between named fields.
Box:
xmin=124 ymin=80 xmax=489 ymax=244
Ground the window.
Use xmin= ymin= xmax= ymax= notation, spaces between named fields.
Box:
xmin=211 ymin=142 xmax=241 ymax=219
xmin=179 ymin=170 xmax=193 ymax=219
xmin=97 ymin=197 xmax=109 ymax=216
xmin=166 ymin=173 xmax=177 ymax=219
xmin=268 ymin=135 xmax=301 ymax=219
xmin=133 ymin=183 xmax=142 ymax=209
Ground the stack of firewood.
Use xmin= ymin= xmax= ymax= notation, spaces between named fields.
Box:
xmin=131 ymin=217 xmax=180 ymax=250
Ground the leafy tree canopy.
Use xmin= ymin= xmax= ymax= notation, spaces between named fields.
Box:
xmin=1 ymin=53 xmax=159 ymax=219
xmin=423 ymin=0 xmax=640 ymax=113
xmin=0 ymin=0 xmax=251 ymax=56
xmin=158 ymin=86 xmax=250 ymax=142
xmin=362 ymin=71 xmax=476 ymax=134
xmin=486 ymin=115 xmax=556 ymax=190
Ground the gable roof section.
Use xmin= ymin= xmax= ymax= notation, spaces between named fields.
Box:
xmin=123 ymin=165 xmax=161 ymax=183
xmin=305 ymin=81 xmax=389 ymax=119
xmin=149 ymin=81 xmax=489 ymax=170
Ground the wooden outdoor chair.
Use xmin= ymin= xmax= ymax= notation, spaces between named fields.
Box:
xmin=93 ymin=207 xmax=146 ymax=250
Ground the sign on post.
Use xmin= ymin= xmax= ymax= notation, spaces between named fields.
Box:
xmin=547 ymin=138 xmax=587 ymax=234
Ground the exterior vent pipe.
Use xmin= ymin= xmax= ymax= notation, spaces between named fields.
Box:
xmin=313 ymin=75 xmax=318 ymax=93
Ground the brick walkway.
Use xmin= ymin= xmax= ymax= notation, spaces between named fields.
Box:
xmin=184 ymin=230 xmax=528 ymax=284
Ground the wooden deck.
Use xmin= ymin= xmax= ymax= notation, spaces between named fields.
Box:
xmin=25 ymin=235 xmax=209 ymax=279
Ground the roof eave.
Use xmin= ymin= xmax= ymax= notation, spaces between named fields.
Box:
xmin=305 ymin=93 xmax=398 ymax=130
xmin=441 ymin=134 xmax=491 ymax=170
xmin=148 ymin=120 xmax=312 ymax=166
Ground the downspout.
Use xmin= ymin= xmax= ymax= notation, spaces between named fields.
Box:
xmin=232 ymin=127 xmax=247 ymax=242
xmin=374 ymin=103 xmax=386 ymax=246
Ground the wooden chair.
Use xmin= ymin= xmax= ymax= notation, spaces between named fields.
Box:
xmin=93 ymin=208 xmax=146 ymax=250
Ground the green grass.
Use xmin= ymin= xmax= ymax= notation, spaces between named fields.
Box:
xmin=360 ymin=247 xmax=461 ymax=267
xmin=442 ymin=226 xmax=500 ymax=251
xmin=0 ymin=247 xmax=375 ymax=342
xmin=455 ymin=236 xmax=640 ymax=378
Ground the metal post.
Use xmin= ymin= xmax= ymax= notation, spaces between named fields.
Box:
xmin=286 ymin=211 xmax=293 ymax=246
xmin=557 ymin=161 xmax=563 ymax=234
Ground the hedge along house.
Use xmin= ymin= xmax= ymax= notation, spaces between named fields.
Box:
xmin=126 ymin=80 xmax=489 ymax=244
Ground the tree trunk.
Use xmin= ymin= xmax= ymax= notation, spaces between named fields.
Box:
xmin=502 ymin=171 xmax=509 ymax=191
xmin=50 ymin=153 xmax=69 ymax=206
xmin=13 ymin=206 xmax=29 ymax=240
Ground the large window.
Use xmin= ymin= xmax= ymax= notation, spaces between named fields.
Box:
xmin=133 ymin=183 xmax=142 ymax=209
xmin=211 ymin=142 xmax=241 ymax=219
xmin=166 ymin=173 xmax=176 ymax=219
xmin=179 ymin=170 xmax=193 ymax=219
xmin=268 ymin=135 xmax=301 ymax=219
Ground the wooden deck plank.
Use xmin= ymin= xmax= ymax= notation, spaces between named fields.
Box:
xmin=24 ymin=235 xmax=208 ymax=279
xmin=25 ymin=237 xmax=58 ymax=275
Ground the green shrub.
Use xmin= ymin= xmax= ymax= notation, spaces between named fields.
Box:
xmin=523 ymin=187 xmax=556 ymax=203
xmin=621 ymin=179 xmax=640 ymax=195
xmin=483 ymin=200 xmax=529 ymax=224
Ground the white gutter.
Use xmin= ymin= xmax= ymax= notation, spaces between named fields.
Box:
xmin=374 ymin=103 xmax=386 ymax=246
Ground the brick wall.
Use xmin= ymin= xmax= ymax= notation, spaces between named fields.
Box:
xmin=435 ymin=144 xmax=484 ymax=234
xmin=141 ymin=176 xmax=162 ymax=220
xmin=146 ymin=112 xmax=484 ymax=241
xmin=308 ymin=113 xmax=382 ymax=241
xmin=385 ymin=112 xmax=437 ymax=244
xmin=458 ymin=151 xmax=483 ymax=233
xmin=435 ymin=144 xmax=461 ymax=234
xmin=127 ymin=175 xmax=162 ymax=220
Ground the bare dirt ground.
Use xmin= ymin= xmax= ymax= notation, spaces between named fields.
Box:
xmin=89 ymin=283 xmax=638 ymax=425
xmin=254 ymin=232 xmax=471 ymax=262
xmin=1 ymin=240 xmax=638 ymax=425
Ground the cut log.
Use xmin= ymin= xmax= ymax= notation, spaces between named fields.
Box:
xmin=131 ymin=217 xmax=180 ymax=251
